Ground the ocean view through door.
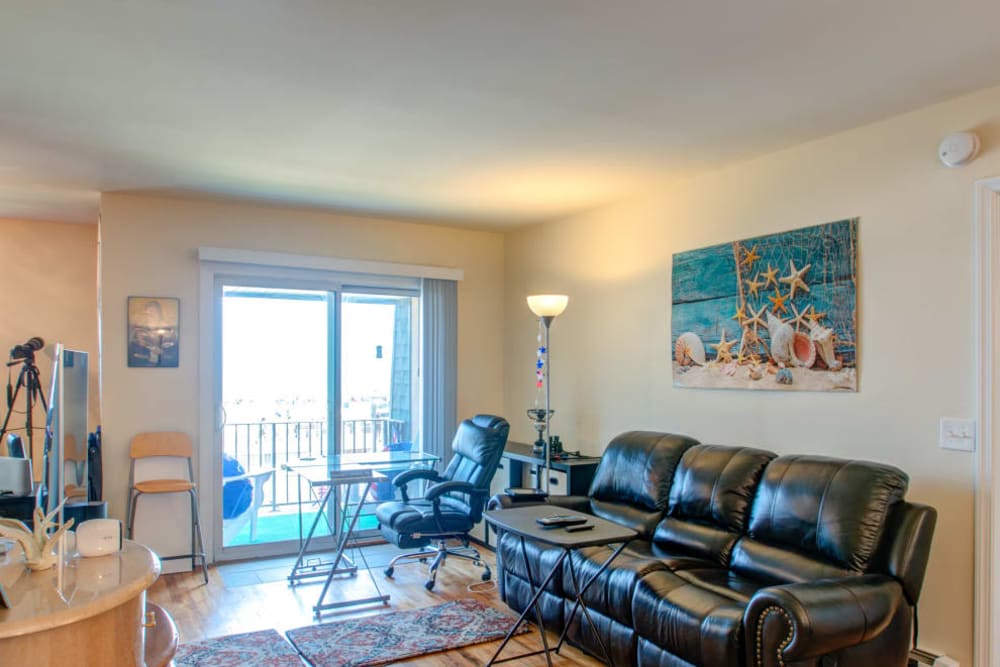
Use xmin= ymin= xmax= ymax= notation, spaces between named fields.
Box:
xmin=218 ymin=283 xmax=419 ymax=556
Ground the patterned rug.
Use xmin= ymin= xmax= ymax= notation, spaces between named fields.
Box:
xmin=286 ymin=598 xmax=528 ymax=667
xmin=174 ymin=628 xmax=304 ymax=667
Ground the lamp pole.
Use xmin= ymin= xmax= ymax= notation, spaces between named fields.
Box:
xmin=541 ymin=314 xmax=553 ymax=494
xmin=526 ymin=294 xmax=568 ymax=495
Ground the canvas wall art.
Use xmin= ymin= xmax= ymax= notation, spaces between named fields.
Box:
xmin=672 ymin=219 xmax=857 ymax=392
xmin=127 ymin=296 xmax=180 ymax=368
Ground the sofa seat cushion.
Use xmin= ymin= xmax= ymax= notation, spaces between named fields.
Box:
xmin=563 ymin=545 xmax=670 ymax=625
xmin=632 ymin=569 xmax=757 ymax=666
xmin=376 ymin=498 xmax=473 ymax=538
xmin=620 ymin=538 xmax=722 ymax=571
xmin=497 ymin=531 xmax=566 ymax=595
xmin=673 ymin=567 xmax=765 ymax=602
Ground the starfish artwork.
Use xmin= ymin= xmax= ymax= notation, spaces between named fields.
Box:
xmin=767 ymin=288 xmax=789 ymax=314
xmin=745 ymin=276 xmax=764 ymax=296
xmin=741 ymin=245 xmax=761 ymax=267
xmin=761 ymin=264 xmax=779 ymax=288
xmin=671 ymin=218 xmax=857 ymax=392
xmin=709 ymin=330 xmax=737 ymax=363
xmin=779 ymin=259 xmax=811 ymax=299
xmin=806 ymin=307 xmax=827 ymax=326
xmin=744 ymin=304 xmax=767 ymax=334
xmin=789 ymin=304 xmax=811 ymax=331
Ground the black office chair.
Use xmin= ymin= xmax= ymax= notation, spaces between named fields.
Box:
xmin=376 ymin=414 xmax=509 ymax=590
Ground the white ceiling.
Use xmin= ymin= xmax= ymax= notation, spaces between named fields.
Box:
xmin=2 ymin=1 xmax=1000 ymax=228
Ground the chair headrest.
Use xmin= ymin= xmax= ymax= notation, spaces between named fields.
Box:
xmin=452 ymin=415 xmax=509 ymax=465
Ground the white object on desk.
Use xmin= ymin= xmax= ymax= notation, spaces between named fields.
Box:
xmin=77 ymin=519 xmax=124 ymax=557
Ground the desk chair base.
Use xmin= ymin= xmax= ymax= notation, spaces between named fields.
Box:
xmin=384 ymin=538 xmax=491 ymax=591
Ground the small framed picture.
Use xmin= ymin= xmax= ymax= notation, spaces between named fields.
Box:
xmin=127 ymin=297 xmax=180 ymax=368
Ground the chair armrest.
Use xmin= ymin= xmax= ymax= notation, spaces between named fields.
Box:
xmin=393 ymin=468 xmax=443 ymax=502
xmin=744 ymin=574 xmax=906 ymax=666
xmin=393 ymin=468 xmax=442 ymax=488
xmin=426 ymin=480 xmax=477 ymax=501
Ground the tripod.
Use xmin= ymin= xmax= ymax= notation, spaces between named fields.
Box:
xmin=0 ymin=357 xmax=48 ymax=461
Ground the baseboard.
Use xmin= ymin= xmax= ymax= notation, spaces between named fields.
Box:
xmin=468 ymin=535 xmax=495 ymax=553
xmin=910 ymin=648 xmax=960 ymax=667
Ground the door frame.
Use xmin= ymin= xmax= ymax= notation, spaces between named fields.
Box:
xmin=974 ymin=176 xmax=1000 ymax=667
xmin=198 ymin=249 xmax=447 ymax=562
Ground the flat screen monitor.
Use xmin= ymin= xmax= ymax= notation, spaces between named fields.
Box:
xmin=44 ymin=344 xmax=89 ymax=516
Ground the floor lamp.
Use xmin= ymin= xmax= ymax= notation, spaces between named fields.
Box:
xmin=527 ymin=294 xmax=568 ymax=494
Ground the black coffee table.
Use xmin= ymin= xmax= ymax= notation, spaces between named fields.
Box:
xmin=484 ymin=504 xmax=637 ymax=667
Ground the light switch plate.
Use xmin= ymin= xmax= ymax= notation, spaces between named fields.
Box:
xmin=939 ymin=418 xmax=976 ymax=452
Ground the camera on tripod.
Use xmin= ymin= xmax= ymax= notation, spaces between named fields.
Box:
xmin=9 ymin=337 xmax=44 ymax=363
xmin=1 ymin=336 xmax=47 ymax=462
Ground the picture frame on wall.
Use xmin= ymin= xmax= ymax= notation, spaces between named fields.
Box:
xmin=671 ymin=218 xmax=858 ymax=392
xmin=127 ymin=296 xmax=180 ymax=368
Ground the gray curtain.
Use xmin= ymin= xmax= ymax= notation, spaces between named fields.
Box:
xmin=421 ymin=278 xmax=457 ymax=468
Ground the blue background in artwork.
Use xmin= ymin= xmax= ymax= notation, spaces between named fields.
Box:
xmin=671 ymin=219 xmax=857 ymax=363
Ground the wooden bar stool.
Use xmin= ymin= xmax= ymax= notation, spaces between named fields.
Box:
xmin=126 ymin=431 xmax=208 ymax=583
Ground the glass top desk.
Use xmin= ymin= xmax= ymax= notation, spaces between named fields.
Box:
xmin=281 ymin=450 xmax=439 ymax=615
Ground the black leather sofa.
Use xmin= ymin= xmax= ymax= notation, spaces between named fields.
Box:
xmin=490 ymin=431 xmax=936 ymax=667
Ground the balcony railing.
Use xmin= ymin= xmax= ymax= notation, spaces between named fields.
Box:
xmin=223 ymin=418 xmax=406 ymax=510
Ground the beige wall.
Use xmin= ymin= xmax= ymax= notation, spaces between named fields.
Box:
xmin=504 ymin=85 xmax=1000 ymax=663
xmin=0 ymin=218 xmax=99 ymax=471
xmin=98 ymin=194 xmax=505 ymax=537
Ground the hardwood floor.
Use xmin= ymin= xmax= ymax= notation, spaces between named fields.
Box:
xmin=147 ymin=546 xmax=604 ymax=666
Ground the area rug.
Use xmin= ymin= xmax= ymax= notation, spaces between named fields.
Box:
xmin=286 ymin=598 xmax=528 ymax=667
xmin=173 ymin=628 xmax=304 ymax=667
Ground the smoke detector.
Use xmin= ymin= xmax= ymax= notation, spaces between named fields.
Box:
xmin=938 ymin=131 xmax=980 ymax=168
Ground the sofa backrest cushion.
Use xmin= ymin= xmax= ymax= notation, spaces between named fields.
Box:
xmin=652 ymin=445 xmax=775 ymax=564
xmin=732 ymin=455 xmax=908 ymax=581
xmin=587 ymin=431 xmax=698 ymax=538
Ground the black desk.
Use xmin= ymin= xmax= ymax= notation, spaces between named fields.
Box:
xmin=484 ymin=505 xmax=636 ymax=666
xmin=0 ymin=495 xmax=34 ymax=526
xmin=501 ymin=441 xmax=600 ymax=496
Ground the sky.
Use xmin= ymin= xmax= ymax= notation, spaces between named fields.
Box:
xmin=221 ymin=289 xmax=397 ymax=425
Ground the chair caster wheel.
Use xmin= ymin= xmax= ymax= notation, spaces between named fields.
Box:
xmin=384 ymin=567 xmax=394 ymax=578
xmin=481 ymin=570 xmax=492 ymax=582
xmin=424 ymin=580 xmax=435 ymax=591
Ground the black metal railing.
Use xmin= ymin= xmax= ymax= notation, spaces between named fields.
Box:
xmin=223 ymin=418 xmax=406 ymax=510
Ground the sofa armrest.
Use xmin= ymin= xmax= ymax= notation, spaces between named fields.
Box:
xmin=744 ymin=574 xmax=906 ymax=666
xmin=486 ymin=493 xmax=593 ymax=513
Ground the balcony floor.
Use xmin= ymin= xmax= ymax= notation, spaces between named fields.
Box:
xmin=225 ymin=506 xmax=380 ymax=548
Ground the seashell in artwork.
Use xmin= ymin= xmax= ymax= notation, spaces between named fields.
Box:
xmin=674 ymin=332 xmax=706 ymax=366
xmin=776 ymin=368 xmax=794 ymax=385
xmin=792 ymin=331 xmax=816 ymax=368
xmin=808 ymin=324 xmax=842 ymax=370
xmin=765 ymin=313 xmax=795 ymax=365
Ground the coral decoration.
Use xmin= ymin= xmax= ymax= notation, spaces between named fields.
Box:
xmin=0 ymin=505 xmax=75 ymax=571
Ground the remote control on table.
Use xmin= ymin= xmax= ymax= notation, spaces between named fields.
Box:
xmin=565 ymin=523 xmax=594 ymax=532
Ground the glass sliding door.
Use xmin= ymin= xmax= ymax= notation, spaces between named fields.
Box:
xmin=214 ymin=279 xmax=421 ymax=558
xmin=340 ymin=292 xmax=419 ymax=531
xmin=220 ymin=285 xmax=333 ymax=551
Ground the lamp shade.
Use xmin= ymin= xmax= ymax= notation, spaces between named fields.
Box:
xmin=527 ymin=294 xmax=569 ymax=318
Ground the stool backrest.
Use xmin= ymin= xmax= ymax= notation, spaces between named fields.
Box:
xmin=130 ymin=432 xmax=193 ymax=460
